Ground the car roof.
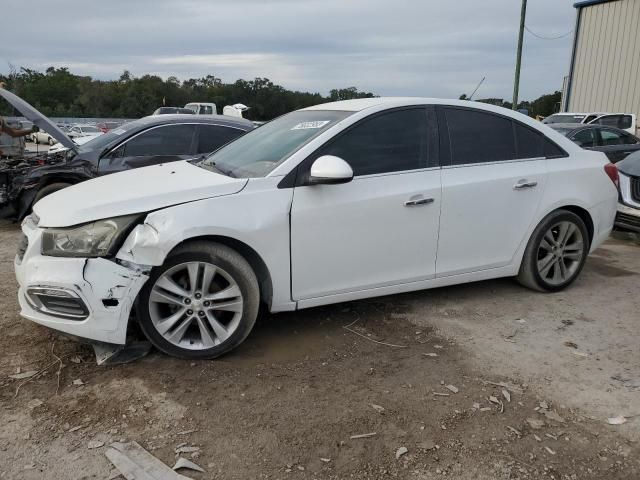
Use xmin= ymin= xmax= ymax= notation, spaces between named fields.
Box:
xmin=137 ymin=114 xmax=254 ymax=129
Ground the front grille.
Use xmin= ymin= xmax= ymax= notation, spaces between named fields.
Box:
xmin=631 ymin=177 xmax=640 ymax=203
xmin=25 ymin=287 xmax=89 ymax=320
xmin=16 ymin=233 xmax=28 ymax=263
xmin=615 ymin=211 xmax=640 ymax=232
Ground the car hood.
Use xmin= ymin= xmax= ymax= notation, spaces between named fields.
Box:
xmin=34 ymin=161 xmax=247 ymax=227
xmin=0 ymin=89 xmax=76 ymax=151
xmin=617 ymin=151 xmax=640 ymax=177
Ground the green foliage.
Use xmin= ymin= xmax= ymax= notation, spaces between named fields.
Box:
xmin=470 ymin=91 xmax=562 ymax=118
xmin=0 ymin=67 xmax=376 ymax=120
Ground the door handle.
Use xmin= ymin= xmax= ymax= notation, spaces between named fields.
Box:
xmin=513 ymin=180 xmax=538 ymax=190
xmin=404 ymin=197 xmax=434 ymax=207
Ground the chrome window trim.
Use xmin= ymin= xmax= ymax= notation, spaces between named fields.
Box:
xmin=441 ymin=157 xmax=546 ymax=169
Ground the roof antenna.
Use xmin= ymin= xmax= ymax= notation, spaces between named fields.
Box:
xmin=468 ymin=77 xmax=486 ymax=101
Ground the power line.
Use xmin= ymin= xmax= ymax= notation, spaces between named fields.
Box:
xmin=525 ymin=24 xmax=574 ymax=40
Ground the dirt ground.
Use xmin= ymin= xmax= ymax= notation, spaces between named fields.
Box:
xmin=0 ymin=220 xmax=638 ymax=480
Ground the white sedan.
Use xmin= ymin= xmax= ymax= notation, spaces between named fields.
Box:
xmin=16 ymin=98 xmax=618 ymax=359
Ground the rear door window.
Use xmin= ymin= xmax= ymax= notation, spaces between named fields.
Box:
xmin=570 ymin=129 xmax=598 ymax=148
xmin=196 ymin=125 xmax=245 ymax=154
xmin=443 ymin=107 xmax=516 ymax=165
xmin=124 ymin=124 xmax=196 ymax=156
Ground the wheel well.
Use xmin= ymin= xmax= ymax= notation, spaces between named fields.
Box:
xmin=558 ymin=205 xmax=594 ymax=245
xmin=169 ymin=236 xmax=273 ymax=308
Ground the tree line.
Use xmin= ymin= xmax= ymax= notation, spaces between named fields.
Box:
xmin=0 ymin=66 xmax=375 ymax=121
xmin=0 ymin=65 xmax=561 ymax=121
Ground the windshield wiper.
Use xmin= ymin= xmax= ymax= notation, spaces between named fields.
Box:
xmin=199 ymin=159 xmax=235 ymax=178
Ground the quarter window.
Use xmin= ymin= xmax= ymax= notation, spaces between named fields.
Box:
xmin=444 ymin=108 xmax=515 ymax=165
xmin=196 ymin=125 xmax=245 ymax=154
xmin=124 ymin=124 xmax=196 ymax=156
xmin=320 ymin=108 xmax=428 ymax=176
xmin=514 ymin=123 xmax=543 ymax=159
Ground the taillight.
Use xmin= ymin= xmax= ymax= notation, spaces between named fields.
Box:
xmin=604 ymin=162 xmax=619 ymax=188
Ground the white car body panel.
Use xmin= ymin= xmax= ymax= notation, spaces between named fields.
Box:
xmin=437 ymin=159 xmax=547 ymax=276
xmin=15 ymin=97 xmax=618 ymax=346
xmin=291 ymin=168 xmax=441 ymax=299
xmin=34 ymin=161 xmax=247 ymax=227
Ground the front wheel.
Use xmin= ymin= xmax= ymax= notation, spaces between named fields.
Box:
xmin=137 ymin=241 xmax=260 ymax=359
xmin=517 ymin=210 xmax=590 ymax=292
xmin=48 ymin=137 xmax=55 ymax=146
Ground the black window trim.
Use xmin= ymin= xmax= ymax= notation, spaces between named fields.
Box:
xmin=279 ymin=105 xmax=435 ymax=189
xmin=436 ymin=104 xmax=568 ymax=168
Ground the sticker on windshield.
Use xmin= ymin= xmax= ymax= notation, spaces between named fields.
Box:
xmin=291 ymin=120 xmax=330 ymax=130
xmin=111 ymin=128 xmax=126 ymax=135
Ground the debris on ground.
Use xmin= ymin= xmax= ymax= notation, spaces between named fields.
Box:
xmin=26 ymin=398 xmax=43 ymax=409
xmin=502 ymin=389 xmax=511 ymax=402
xmin=350 ymin=432 xmax=377 ymax=439
xmin=72 ymin=379 xmax=85 ymax=386
xmin=175 ymin=446 xmax=200 ymax=454
xmin=445 ymin=384 xmax=459 ymax=394
xmin=106 ymin=441 xmax=192 ymax=480
xmin=423 ymin=352 xmax=438 ymax=357
xmin=395 ymin=446 xmax=408 ymax=459
xmin=320 ymin=458 xmax=331 ymax=463
xmin=172 ymin=457 xmax=205 ymax=473
xmin=88 ymin=440 xmax=105 ymax=449
xmin=564 ymin=341 xmax=578 ymax=349
xmin=9 ymin=370 xmax=38 ymax=379
xmin=370 ymin=404 xmax=385 ymax=413
xmin=527 ymin=418 xmax=545 ymax=430
xmin=607 ymin=415 xmax=627 ymax=425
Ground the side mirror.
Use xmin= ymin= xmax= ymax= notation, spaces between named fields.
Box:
xmin=307 ymin=155 xmax=353 ymax=185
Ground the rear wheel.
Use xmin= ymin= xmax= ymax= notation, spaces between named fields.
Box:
xmin=137 ymin=242 xmax=260 ymax=359
xmin=517 ymin=210 xmax=590 ymax=292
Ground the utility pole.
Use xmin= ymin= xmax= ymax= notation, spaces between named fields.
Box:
xmin=512 ymin=0 xmax=527 ymax=110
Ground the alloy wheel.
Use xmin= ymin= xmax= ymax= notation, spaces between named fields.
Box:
xmin=148 ymin=261 xmax=244 ymax=350
xmin=536 ymin=221 xmax=584 ymax=286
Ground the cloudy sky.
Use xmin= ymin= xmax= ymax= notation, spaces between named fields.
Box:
xmin=2 ymin=0 xmax=576 ymax=101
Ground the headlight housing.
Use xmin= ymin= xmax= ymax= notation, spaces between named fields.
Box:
xmin=41 ymin=214 xmax=141 ymax=258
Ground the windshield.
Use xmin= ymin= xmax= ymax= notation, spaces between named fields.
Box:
xmin=199 ymin=110 xmax=352 ymax=177
xmin=77 ymin=119 xmax=145 ymax=152
xmin=543 ymin=114 xmax=586 ymax=124
xmin=82 ymin=126 xmax=102 ymax=133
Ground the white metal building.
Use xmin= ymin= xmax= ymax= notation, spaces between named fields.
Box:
xmin=563 ymin=0 xmax=640 ymax=132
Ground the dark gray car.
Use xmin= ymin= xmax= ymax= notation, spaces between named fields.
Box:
xmin=548 ymin=123 xmax=640 ymax=163
xmin=0 ymin=86 xmax=254 ymax=217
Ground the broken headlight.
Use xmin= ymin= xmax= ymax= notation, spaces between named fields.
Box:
xmin=41 ymin=214 xmax=140 ymax=258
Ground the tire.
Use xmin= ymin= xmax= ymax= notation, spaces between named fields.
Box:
xmin=48 ymin=137 xmax=54 ymax=146
xmin=517 ymin=209 xmax=590 ymax=292
xmin=137 ymin=241 xmax=260 ymax=359
xmin=33 ymin=182 xmax=72 ymax=206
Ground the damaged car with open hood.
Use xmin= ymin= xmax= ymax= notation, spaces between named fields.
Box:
xmin=15 ymin=98 xmax=618 ymax=360
xmin=0 ymin=89 xmax=253 ymax=219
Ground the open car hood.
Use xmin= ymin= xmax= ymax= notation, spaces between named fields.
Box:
xmin=34 ymin=160 xmax=248 ymax=227
xmin=0 ymin=88 xmax=76 ymax=151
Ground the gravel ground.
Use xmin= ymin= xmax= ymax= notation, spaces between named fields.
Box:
xmin=0 ymin=220 xmax=638 ymax=479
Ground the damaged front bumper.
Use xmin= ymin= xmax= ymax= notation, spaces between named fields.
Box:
xmin=15 ymin=218 xmax=149 ymax=344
